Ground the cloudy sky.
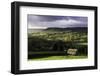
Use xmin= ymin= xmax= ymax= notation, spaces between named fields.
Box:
xmin=28 ymin=15 xmax=88 ymax=29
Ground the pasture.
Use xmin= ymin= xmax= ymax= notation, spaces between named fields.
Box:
xmin=28 ymin=27 xmax=88 ymax=60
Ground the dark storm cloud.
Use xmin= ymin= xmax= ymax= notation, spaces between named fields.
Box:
xmin=28 ymin=15 xmax=66 ymax=22
xmin=28 ymin=15 xmax=88 ymax=29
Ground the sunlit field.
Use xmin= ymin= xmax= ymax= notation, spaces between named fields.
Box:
xmin=29 ymin=56 xmax=87 ymax=61
xmin=28 ymin=27 xmax=88 ymax=60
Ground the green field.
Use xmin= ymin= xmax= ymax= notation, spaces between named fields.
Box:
xmin=28 ymin=27 xmax=88 ymax=60
xmin=29 ymin=56 xmax=87 ymax=60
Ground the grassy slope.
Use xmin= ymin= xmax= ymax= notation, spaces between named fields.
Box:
xmin=28 ymin=28 xmax=88 ymax=60
xmin=29 ymin=55 xmax=87 ymax=61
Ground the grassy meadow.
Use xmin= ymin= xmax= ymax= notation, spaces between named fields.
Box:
xmin=28 ymin=27 xmax=88 ymax=60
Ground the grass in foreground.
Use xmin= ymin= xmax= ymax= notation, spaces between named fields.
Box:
xmin=28 ymin=55 xmax=87 ymax=61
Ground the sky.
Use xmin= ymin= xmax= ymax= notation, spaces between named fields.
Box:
xmin=28 ymin=15 xmax=88 ymax=29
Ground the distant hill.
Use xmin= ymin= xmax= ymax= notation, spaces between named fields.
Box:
xmin=28 ymin=27 xmax=87 ymax=33
xmin=44 ymin=27 xmax=87 ymax=32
